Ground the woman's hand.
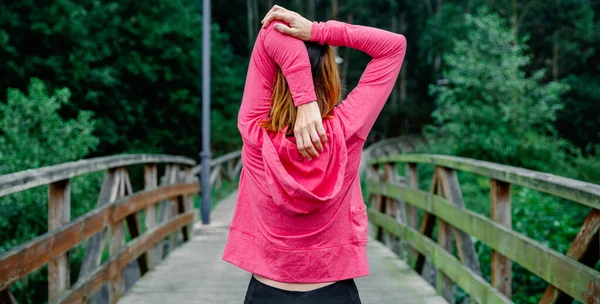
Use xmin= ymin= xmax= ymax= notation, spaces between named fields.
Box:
xmin=261 ymin=5 xmax=313 ymax=41
xmin=294 ymin=101 xmax=327 ymax=161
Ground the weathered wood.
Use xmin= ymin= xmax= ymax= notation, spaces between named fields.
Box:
xmin=122 ymin=171 xmax=149 ymax=275
xmin=144 ymin=164 xmax=158 ymax=269
xmin=382 ymin=164 xmax=399 ymax=248
xmin=79 ymin=169 xmax=121 ymax=280
xmin=369 ymin=165 xmax=385 ymax=241
xmin=370 ymin=154 xmax=600 ymax=210
xmin=437 ymin=218 xmax=454 ymax=303
xmin=491 ymin=179 xmax=512 ymax=298
xmin=367 ymin=180 xmax=600 ymax=303
xmin=0 ymin=183 xmax=198 ymax=291
xmin=415 ymin=172 xmax=439 ymax=274
xmin=53 ymin=212 xmax=195 ymax=304
xmin=405 ymin=163 xmax=419 ymax=267
xmin=368 ymin=208 xmax=511 ymax=304
xmin=109 ymin=171 xmax=126 ymax=304
xmin=437 ymin=167 xmax=482 ymax=275
xmin=0 ymin=154 xmax=195 ymax=198
xmin=540 ymin=208 xmax=600 ymax=304
xmin=0 ymin=289 xmax=17 ymax=304
xmin=157 ymin=165 xmax=180 ymax=258
xmin=189 ymin=150 xmax=242 ymax=176
xmin=48 ymin=180 xmax=71 ymax=302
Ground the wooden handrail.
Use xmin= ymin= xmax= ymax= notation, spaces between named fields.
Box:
xmin=366 ymin=156 xmax=600 ymax=303
xmin=370 ymin=154 xmax=600 ymax=209
xmin=0 ymin=154 xmax=195 ymax=197
xmin=0 ymin=155 xmax=200 ymax=304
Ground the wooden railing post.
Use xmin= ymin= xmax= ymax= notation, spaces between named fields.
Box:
xmin=109 ymin=168 xmax=127 ymax=304
xmin=48 ymin=179 xmax=70 ymax=302
xmin=491 ymin=179 xmax=512 ymax=298
xmin=369 ymin=164 xmax=385 ymax=241
xmin=438 ymin=168 xmax=482 ymax=275
xmin=405 ymin=163 xmax=418 ymax=267
xmin=144 ymin=164 xmax=158 ymax=269
xmin=79 ymin=169 xmax=121 ymax=280
xmin=433 ymin=170 xmax=454 ymax=303
xmin=183 ymin=166 xmax=194 ymax=240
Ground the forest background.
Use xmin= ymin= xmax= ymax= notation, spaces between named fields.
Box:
xmin=1 ymin=0 xmax=599 ymax=303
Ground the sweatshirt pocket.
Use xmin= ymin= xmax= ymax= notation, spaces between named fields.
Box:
xmin=351 ymin=203 xmax=368 ymax=241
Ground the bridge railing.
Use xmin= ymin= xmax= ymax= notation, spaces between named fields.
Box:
xmin=366 ymin=154 xmax=600 ymax=304
xmin=0 ymin=155 xmax=200 ymax=304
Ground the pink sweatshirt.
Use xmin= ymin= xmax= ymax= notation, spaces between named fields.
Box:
xmin=222 ymin=20 xmax=406 ymax=283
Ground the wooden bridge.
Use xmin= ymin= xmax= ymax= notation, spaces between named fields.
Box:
xmin=0 ymin=139 xmax=599 ymax=303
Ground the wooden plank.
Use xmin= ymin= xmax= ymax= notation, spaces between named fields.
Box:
xmin=48 ymin=180 xmax=71 ymax=302
xmin=369 ymin=165 xmax=385 ymax=241
xmin=53 ymin=212 xmax=195 ymax=304
xmin=405 ymin=163 xmax=419 ymax=267
xmin=189 ymin=150 xmax=242 ymax=176
xmin=383 ymin=164 xmax=400 ymax=249
xmin=437 ymin=218 xmax=454 ymax=303
xmin=437 ymin=167 xmax=482 ymax=275
xmin=491 ymin=179 xmax=512 ymax=298
xmin=368 ymin=208 xmax=511 ymax=304
xmin=109 ymin=171 xmax=126 ymax=304
xmin=122 ymin=171 xmax=149 ymax=275
xmin=0 ymin=183 xmax=198 ymax=291
xmin=370 ymin=154 xmax=600 ymax=210
xmin=367 ymin=180 xmax=600 ymax=303
xmin=415 ymin=171 xmax=439 ymax=274
xmin=540 ymin=209 xmax=600 ymax=303
xmin=144 ymin=164 xmax=158 ymax=270
xmin=0 ymin=154 xmax=195 ymax=198
xmin=79 ymin=169 xmax=121 ymax=280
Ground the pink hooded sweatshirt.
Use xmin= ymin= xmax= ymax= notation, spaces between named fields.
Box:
xmin=222 ymin=20 xmax=406 ymax=283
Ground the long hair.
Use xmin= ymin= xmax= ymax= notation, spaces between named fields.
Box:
xmin=259 ymin=42 xmax=341 ymax=134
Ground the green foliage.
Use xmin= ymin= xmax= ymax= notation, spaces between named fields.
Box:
xmin=0 ymin=0 xmax=244 ymax=158
xmin=427 ymin=8 xmax=570 ymax=171
xmin=0 ymin=78 xmax=101 ymax=304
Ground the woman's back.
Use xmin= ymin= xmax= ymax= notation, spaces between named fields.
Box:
xmin=223 ymin=4 xmax=406 ymax=291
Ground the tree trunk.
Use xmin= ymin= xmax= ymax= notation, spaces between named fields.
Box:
xmin=552 ymin=0 xmax=559 ymax=81
xmin=253 ymin=0 xmax=259 ymax=38
xmin=391 ymin=15 xmax=399 ymax=108
xmin=294 ymin=0 xmax=302 ymax=14
xmin=341 ymin=13 xmax=353 ymax=90
xmin=399 ymin=11 xmax=407 ymax=105
xmin=511 ymin=0 xmax=519 ymax=41
xmin=247 ymin=0 xmax=254 ymax=52
xmin=433 ymin=0 xmax=443 ymax=78
xmin=332 ymin=0 xmax=339 ymax=20
xmin=308 ymin=0 xmax=316 ymax=20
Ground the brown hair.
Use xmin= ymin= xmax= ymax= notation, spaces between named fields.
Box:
xmin=259 ymin=42 xmax=341 ymax=134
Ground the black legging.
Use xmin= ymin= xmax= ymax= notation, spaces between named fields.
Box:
xmin=244 ymin=275 xmax=362 ymax=304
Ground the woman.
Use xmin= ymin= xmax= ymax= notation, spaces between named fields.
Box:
xmin=222 ymin=5 xmax=406 ymax=304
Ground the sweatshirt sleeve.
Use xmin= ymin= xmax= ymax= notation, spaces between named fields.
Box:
xmin=311 ymin=20 xmax=407 ymax=140
xmin=237 ymin=22 xmax=317 ymax=145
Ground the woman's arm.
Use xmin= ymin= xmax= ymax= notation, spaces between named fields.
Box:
xmin=262 ymin=7 xmax=406 ymax=141
xmin=311 ymin=21 xmax=407 ymax=140
xmin=237 ymin=22 xmax=318 ymax=149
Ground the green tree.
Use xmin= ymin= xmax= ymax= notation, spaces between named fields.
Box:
xmin=0 ymin=78 xmax=100 ymax=303
xmin=427 ymin=8 xmax=570 ymax=171
xmin=0 ymin=0 xmax=244 ymax=158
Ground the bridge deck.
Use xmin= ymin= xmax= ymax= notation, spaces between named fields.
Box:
xmin=118 ymin=192 xmax=446 ymax=304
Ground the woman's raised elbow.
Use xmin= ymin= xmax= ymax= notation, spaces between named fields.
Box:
xmin=394 ymin=34 xmax=407 ymax=56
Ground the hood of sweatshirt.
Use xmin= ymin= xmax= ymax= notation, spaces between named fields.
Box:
xmin=261 ymin=116 xmax=347 ymax=215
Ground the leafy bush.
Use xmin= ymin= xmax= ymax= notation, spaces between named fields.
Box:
xmin=0 ymin=78 xmax=100 ymax=304
xmin=426 ymin=8 xmax=570 ymax=172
